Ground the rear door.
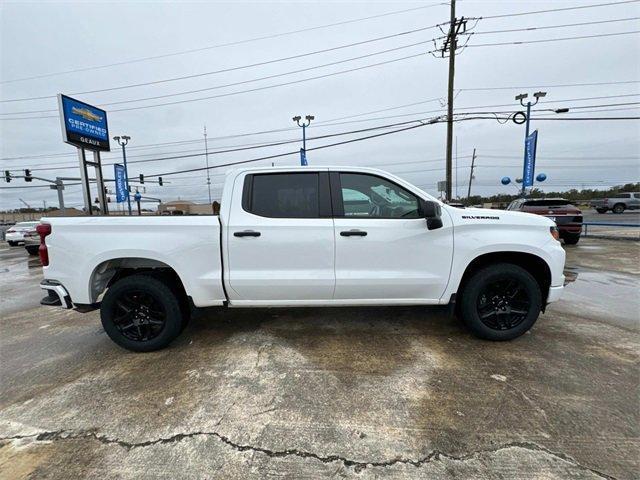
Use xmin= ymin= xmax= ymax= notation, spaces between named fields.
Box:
xmin=226 ymin=170 xmax=335 ymax=302
xmin=330 ymin=171 xmax=453 ymax=302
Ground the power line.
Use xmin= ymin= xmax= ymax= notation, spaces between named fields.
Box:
xmin=466 ymin=30 xmax=640 ymax=48
xmin=0 ymin=51 xmax=432 ymax=120
xmin=145 ymin=121 xmax=436 ymax=178
xmin=459 ymin=80 xmax=640 ymax=91
xmin=481 ymin=0 xmax=640 ymax=20
xmin=2 ymin=93 xmax=638 ymax=164
xmin=0 ymin=2 xmax=447 ymax=85
xmin=1 ymin=26 xmax=443 ymax=103
xmin=15 ymin=119 xmax=436 ymax=173
xmin=467 ymin=16 xmax=640 ymax=35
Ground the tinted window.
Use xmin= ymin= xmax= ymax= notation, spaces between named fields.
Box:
xmin=523 ymin=199 xmax=572 ymax=207
xmin=338 ymin=173 xmax=420 ymax=218
xmin=618 ymin=193 xmax=631 ymax=199
xmin=249 ymin=173 xmax=319 ymax=218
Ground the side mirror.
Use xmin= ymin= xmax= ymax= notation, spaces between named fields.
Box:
xmin=420 ymin=199 xmax=443 ymax=230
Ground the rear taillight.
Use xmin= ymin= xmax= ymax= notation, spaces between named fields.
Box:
xmin=36 ymin=224 xmax=51 ymax=266
xmin=550 ymin=226 xmax=560 ymax=241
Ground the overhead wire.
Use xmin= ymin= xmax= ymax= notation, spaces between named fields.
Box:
xmin=0 ymin=2 xmax=447 ymax=84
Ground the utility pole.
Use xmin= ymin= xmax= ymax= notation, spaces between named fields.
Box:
xmin=204 ymin=125 xmax=212 ymax=206
xmin=444 ymin=0 xmax=457 ymax=202
xmin=435 ymin=2 xmax=472 ymax=201
xmin=467 ymin=148 xmax=476 ymax=198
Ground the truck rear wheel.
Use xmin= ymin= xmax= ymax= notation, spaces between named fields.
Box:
xmin=612 ymin=203 xmax=625 ymax=214
xmin=100 ymin=275 xmax=183 ymax=352
xmin=458 ymin=264 xmax=542 ymax=341
xmin=596 ymin=208 xmax=607 ymax=214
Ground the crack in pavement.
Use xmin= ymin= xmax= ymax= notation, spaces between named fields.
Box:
xmin=0 ymin=430 xmax=617 ymax=479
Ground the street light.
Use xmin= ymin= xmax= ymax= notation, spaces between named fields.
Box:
xmin=293 ymin=114 xmax=314 ymax=166
xmin=515 ymin=92 xmax=547 ymax=196
xmin=113 ymin=135 xmax=132 ymax=215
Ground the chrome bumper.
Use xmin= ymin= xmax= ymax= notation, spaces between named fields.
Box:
xmin=40 ymin=280 xmax=72 ymax=309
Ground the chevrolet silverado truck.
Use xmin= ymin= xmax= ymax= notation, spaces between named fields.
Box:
xmin=36 ymin=166 xmax=566 ymax=352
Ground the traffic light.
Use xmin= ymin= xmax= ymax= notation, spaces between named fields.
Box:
xmin=158 ymin=177 xmax=163 ymax=186
xmin=139 ymin=174 xmax=144 ymax=184
xmin=4 ymin=171 xmax=10 ymax=183
xmin=24 ymin=169 xmax=32 ymax=182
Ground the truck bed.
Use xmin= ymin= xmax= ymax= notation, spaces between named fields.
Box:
xmin=41 ymin=215 xmax=226 ymax=307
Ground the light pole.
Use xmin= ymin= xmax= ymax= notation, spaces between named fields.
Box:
xmin=516 ymin=91 xmax=546 ymax=196
xmin=293 ymin=115 xmax=314 ymax=165
xmin=113 ymin=135 xmax=132 ymax=215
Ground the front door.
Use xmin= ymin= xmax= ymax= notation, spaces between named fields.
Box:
xmin=331 ymin=172 xmax=453 ymax=302
xmin=226 ymin=171 xmax=335 ymax=302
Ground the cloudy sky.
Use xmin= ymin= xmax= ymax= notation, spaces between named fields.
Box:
xmin=1 ymin=0 xmax=639 ymax=210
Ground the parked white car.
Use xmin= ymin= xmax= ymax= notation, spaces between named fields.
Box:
xmin=36 ymin=166 xmax=566 ymax=352
xmin=5 ymin=221 xmax=39 ymax=246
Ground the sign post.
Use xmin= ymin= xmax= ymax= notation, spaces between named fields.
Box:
xmin=58 ymin=94 xmax=110 ymax=215
xmin=300 ymin=148 xmax=308 ymax=166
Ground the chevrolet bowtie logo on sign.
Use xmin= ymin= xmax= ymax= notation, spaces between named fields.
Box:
xmin=71 ymin=106 xmax=103 ymax=123
xmin=58 ymin=94 xmax=110 ymax=152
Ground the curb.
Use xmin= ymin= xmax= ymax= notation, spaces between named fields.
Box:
xmin=582 ymin=234 xmax=640 ymax=242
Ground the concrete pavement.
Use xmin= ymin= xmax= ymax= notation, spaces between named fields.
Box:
xmin=0 ymin=238 xmax=638 ymax=479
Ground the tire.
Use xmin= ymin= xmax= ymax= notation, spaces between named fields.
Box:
xmin=458 ymin=263 xmax=542 ymax=341
xmin=563 ymin=233 xmax=580 ymax=245
xmin=612 ymin=203 xmax=625 ymax=214
xmin=100 ymin=274 xmax=184 ymax=352
xmin=596 ymin=208 xmax=607 ymax=214
xmin=26 ymin=246 xmax=39 ymax=255
xmin=7 ymin=241 xmax=17 ymax=247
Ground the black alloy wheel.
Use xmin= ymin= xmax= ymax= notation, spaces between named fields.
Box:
xmin=476 ymin=278 xmax=531 ymax=331
xmin=100 ymin=274 xmax=183 ymax=352
xmin=112 ymin=290 xmax=166 ymax=342
xmin=459 ymin=263 xmax=542 ymax=341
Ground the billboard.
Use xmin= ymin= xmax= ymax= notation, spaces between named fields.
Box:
xmin=114 ymin=164 xmax=128 ymax=202
xmin=58 ymin=94 xmax=110 ymax=151
xmin=522 ymin=130 xmax=538 ymax=188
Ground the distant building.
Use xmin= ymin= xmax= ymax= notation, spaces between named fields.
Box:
xmin=157 ymin=200 xmax=216 ymax=215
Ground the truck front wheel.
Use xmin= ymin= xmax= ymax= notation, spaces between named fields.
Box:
xmin=458 ymin=264 xmax=542 ymax=341
xmin=100 ymin=275 xmax=183 ymax=352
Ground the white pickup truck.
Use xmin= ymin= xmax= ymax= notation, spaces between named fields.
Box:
xmin=36 ymin=166 xmax=566 ymax=352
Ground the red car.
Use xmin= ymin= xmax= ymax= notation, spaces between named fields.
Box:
xmin=507 ymin=198 xmax=582 ymax=245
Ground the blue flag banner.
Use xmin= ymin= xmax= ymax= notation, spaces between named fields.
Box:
xmin=522 ymin=130 xmax=538 ymax=188
xmin=300 ymin=148 xmax=308 ymax=166
xmin=114 ymin=164 xmax=127 ymax=203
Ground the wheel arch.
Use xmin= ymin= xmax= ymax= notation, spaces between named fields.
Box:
xmin=89 ymin=257 xmax=189 ymax=305
xmin=456 ymin=251 xmax=552 ymax=309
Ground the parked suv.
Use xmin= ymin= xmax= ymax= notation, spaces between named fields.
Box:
xmin=590 ymin=192 xmax=640 ymax=214
xmin=507 ymin=198 xmax=582 ymax=245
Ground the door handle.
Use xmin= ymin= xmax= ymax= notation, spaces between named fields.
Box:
xmin=234 ymin=230 xmax=261 ymax=237
xmin=340 ymin=230 xmax=367 ymax=237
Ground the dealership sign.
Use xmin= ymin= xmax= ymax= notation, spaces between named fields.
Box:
xmin=114 ymin=164 xmax=128 ymax=202
xmin=522 ymin=130 xmax=538 ymax=188
xmin=57 ymin=94 xmax=110 ymax=151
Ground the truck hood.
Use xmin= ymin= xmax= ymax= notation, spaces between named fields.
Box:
xmin=444 ymin=206 xmax=555 ymax=228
